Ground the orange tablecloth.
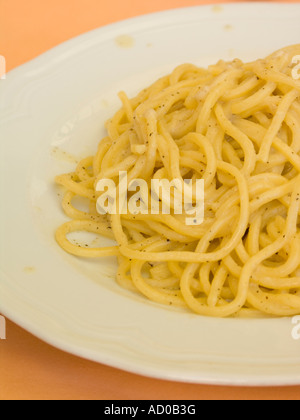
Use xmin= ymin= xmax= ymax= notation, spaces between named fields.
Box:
xmin=1 ymin=0 xmax=300 ymax=401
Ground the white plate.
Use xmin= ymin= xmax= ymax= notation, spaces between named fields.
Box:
xmin=1 ymin=3 xmax=300 ymax=386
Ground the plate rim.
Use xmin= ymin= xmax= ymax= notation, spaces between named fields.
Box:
xmin=1 ymin=2 xmax=300 ymax=386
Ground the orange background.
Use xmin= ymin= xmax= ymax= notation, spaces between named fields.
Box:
xmin=1 ymin=0 xmax=300 ymax=401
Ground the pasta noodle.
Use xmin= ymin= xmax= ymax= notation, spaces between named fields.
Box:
xmin=55 ymin=45 xmax=300 ymax=318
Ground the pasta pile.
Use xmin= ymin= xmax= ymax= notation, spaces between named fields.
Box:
xmin=56 ymin=45 xmax=300 ymax=317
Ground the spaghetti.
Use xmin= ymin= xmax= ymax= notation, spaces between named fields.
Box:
xmin=56 ymin=45 xmax=300 ymax=317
